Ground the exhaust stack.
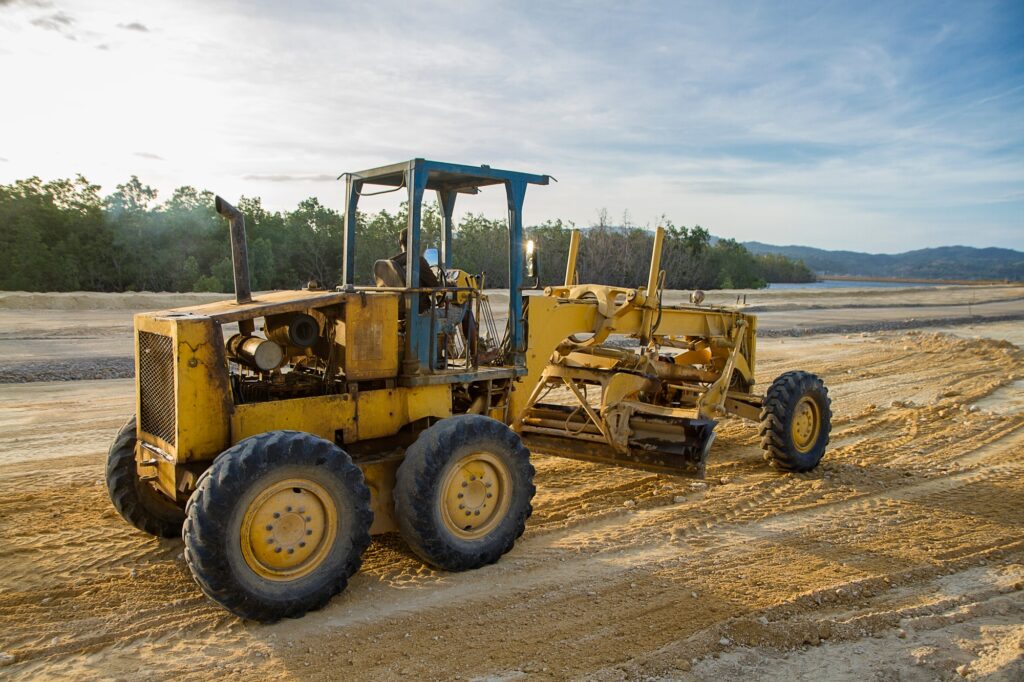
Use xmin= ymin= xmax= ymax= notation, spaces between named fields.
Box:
xmin=214 ymin=196 xmax=253 ymax=305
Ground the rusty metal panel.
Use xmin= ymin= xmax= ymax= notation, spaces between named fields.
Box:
xmin=360 ymin=459 xmax=400 ymax=535
xmin=340 ymin=293 xmax=399 ymax=381
xmin=352 ymin=385 xmax=451 ymax=442
xmin=132 ymin=313 xmax=232 ymax=496
xmin=231 ymin=393 xmax=356 ymax=443
xmin=173 ymin=318 xmax=232 ymax=461
xmin=353 ymin=388 xmax=404 ymax=441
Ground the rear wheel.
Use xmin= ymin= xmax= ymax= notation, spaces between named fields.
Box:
xmin=106 ymin=416 xmax=185 ymax=538
xmin=759 ymin=371 xmax=832 ymax=472
xmin=395 ymin=415 xmax=535 ymax=571
xmin=182 ymin=431 xmax=372 ymax=622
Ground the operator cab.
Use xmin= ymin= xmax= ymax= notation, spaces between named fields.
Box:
xmin=341 ymin=159 xmax=550 ymax=381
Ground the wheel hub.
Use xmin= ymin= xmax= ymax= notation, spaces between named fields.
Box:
xmin=440 ymin=452 xmax=511 ymax=539
xmin=791 ymin=396 xmax=820 ymax=453
xmin=240 ymin=479 xmax=337 ymax=580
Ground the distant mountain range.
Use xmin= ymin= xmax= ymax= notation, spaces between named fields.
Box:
xmin=742 ymin=242 xmax=1024 ymax=282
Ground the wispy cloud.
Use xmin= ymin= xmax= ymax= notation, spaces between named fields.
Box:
xmin=30 ymin=10 xmax=73 ymax=34
xmin=117 ymin=21 xmax=147 ymax=32
xmin=0 ymin=0 xmax=53 ymax=7
xmin=134 ymin=151 xmax=163 ymax=160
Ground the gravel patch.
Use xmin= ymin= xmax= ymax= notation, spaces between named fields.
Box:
xmin=758 ymin=313 xmax=1024 ymax=338
xmin=0 ymin=357 xmax=134 ymax=383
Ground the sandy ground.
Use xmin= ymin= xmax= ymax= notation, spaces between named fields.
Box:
xmin=0 ymin=286 xmax=1022 ymax=680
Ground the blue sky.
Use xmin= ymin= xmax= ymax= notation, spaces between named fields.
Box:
xmin=1 ymin=0 xmax=1021 ymax=252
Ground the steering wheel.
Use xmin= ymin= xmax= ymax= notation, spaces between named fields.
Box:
xmin=430 ymin=264 xmax=447 ymax=286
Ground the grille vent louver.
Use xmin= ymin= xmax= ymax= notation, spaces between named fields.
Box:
xmin=138 ymin=331 xmax=176 ymax=445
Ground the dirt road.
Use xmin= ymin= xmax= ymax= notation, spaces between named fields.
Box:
xmin=0 ymin=290 xmax=1022 ymax=680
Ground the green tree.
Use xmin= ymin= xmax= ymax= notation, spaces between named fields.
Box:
xmin=0 ymin=174 xmax=819 ymax=293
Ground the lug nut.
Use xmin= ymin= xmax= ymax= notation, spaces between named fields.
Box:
xmin=457 ymin=493 xmax=464 ymax=499
xmin=486 ymin=493 xmax=493 ymax=498
xmin=459 ymin=503 xmax=465 ymax=510
xmin=287 ymin=548 xmax=294 ymax=554
xmin=474 ymin=510 xmax=480 ymax=516
xmin=273 ymin=512 xmax=281 ymax=518
xmin=470 ymin=475 xmax=476 ymax=481
xmin=465 ymin=511 xmax=471 ymax=516
xmin=305 ymin=516 xmax=312 ymax=522
xmin=265 ymin=524 xmax=273 ymax=531
xmin=286 ymin=506 xmax=292 ymax=512
xmin=461 ymin=481 xmax=468 ymax=488
xmin=299 ymin=542 xmax=306 ymax=548
xmin=275 ymin=546 xmax=282 ymax=553
xmin=306 ymin=529 xmax=313 ymax=535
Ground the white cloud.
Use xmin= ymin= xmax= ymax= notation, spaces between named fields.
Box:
xmin=0 ymin=0 xmax=1020 ymax=251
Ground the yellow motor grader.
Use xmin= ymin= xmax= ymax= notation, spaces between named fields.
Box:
xmin=106 ymin=159 xmax=831 ymax=621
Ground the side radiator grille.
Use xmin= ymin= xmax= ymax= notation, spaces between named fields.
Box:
xmin=138 ymin=331 xmax=176 ymax=445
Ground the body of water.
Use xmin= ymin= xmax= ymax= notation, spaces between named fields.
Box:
xmin=767 ymin=279 xmax=951 ymax=290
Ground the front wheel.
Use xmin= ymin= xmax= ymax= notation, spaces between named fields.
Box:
xmin=106 ymin=416 xmax=185 ymax=538
xmin=182 ymin=431 xmax=372 ymax=622
xmin=759 ymin=371 xmax=832 ymax=472
xmin=394 ymin=415 xmax=535 ymax=571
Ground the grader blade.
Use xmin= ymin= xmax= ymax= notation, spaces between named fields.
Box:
xmin=519 ymin=402 xmax=716 ymax=477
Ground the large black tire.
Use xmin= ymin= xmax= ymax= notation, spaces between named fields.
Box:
xmin=394 ymin=415 xmax=535 ymax=572
xmin=759 ymin=371 xmax=832 ymax=472
xmin=106 ymin=416 xmax=185 ymax=538
xmin=182 ymin=431 xmax=372 ymax=622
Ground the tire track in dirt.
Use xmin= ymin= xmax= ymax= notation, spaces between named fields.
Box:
xmin=522 ymin=423 xmax=1024 ymax=557
xmin=600 ymin=561 xmax=1024 ymax=680
xmin=238 ymin=425 xmax=1024 ymax=680
xmin=6 ymin=423 xmax=1020 ymax=678
xmin=0 ymin=330 xmax=1021 ymax=679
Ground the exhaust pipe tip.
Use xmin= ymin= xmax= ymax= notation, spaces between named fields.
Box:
xmin=215 ymin=195 xmax=241 ymax=218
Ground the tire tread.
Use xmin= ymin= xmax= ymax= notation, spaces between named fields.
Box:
xmin=759 ymin=371 xmax=832 ymax=472
xmin=394 ymin=415 xmax=535 ymax=572
xmin=182 ymin=430 xmax=372 ymax=622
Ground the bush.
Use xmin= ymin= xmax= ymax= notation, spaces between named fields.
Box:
xmin=192 ymin=275 xmax=224 ymax=293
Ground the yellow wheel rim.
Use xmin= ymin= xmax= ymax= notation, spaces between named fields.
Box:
xmin=440 ymin=452 xmax=511 ymax=540
xmin=240 ymin=478 xmax=337 ymax=581
xmin=790 ymin=396 xmax=821 ymax=453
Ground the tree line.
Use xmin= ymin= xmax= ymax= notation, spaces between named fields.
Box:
xmin=0 ymin=175 xmax=815 ymax=293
